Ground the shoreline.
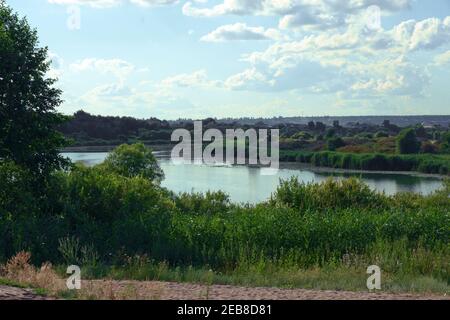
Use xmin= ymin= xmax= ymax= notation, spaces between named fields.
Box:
xmin=61 ymin=146 xmax=448 ymax=180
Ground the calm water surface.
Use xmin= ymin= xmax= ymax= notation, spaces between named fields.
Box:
xmin=63 ymin=152 xmax=444 ymax=204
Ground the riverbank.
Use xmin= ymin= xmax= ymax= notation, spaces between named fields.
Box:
xmin=61 ymin=147 xmax=449 ymax=182
xmin=280 ymin=162 xmax=449 ymax=180
xmin=280 ymin=151 xmax=450 ymax=176
xmin=62 ymin=144 xmax=173 ymax=153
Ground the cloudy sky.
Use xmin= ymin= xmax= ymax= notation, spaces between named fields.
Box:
xmin=7 ymin=0 xmax=450 ymax=119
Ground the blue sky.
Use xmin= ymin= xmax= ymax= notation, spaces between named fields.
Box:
xmin=6 ymin=0 xmax=450 ymax=119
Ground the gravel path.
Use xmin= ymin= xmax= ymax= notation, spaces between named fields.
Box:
xmin=1 ymin=282 xmax=448 ymax=300
xmin=86 ymin=280 xmax=449 ymax=300
xmin=0 ymin=285 xmax=54 ymax=300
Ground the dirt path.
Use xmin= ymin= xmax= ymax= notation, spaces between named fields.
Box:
xmin=1 ymin=281 xmax=448 ymax=300
xmin=83 ymin=280 xmax=449 ymax=300
xmin=0 ymin=285 xmax=54 ymax=300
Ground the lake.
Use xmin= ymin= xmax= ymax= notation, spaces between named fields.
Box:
xmin=63 ymin=152 xmax=445 ymax=204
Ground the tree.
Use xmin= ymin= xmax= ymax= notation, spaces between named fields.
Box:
xmin=327 ymin=137 xmax=345 ymax=151
xmin=396 ymin=128 xmax=420 ymax=154
xmin=442 ymin=131 xmax=450 ymax=153
xmin=101 ymin=143 xmax=164 ymax=184
xmin=0 ymin=2 xmax=69 ymax=175
xmin=315 ymin=122 xmax=326 ymax=132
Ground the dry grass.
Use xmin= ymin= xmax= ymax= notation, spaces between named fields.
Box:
xmin=0 ymin=252 xmax=160 ymax=300
xmin=0 ymin=251 xmax=65 ymax=295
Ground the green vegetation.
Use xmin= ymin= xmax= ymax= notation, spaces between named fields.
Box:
xmin=100 ymin=143 xmax=164 ymax=183
xmin=397 ymin=128 xmax=421 ymax=154
xmin=280 ymin=151 xmax=450 ymax=175
xmin=443 ymin=132 xmax=450 ymax=153
xmin=327 ymin=137 xmax=345 ymax=151
xmin=0 ymin=2 xmax=69 ymax=177
xmin=1 ymin=152 xmax=449 ymax=292
xmin=0 ymin=2 xmax=449 ymax=295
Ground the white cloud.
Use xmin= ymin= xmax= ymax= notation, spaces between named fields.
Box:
xmin=434 ymin=50 xmax=450 ymax=65
xmin=201 ymin=23 xmax=283 ymax=42
xmin=48 ymin=0 xmax=178 ymax=8
xmin=129 ymin=0 xmax=178 ymax=7
xmin=183 ymin=0 xmax=413 ymax=31
xmin=409 ymin=17 xmax=450 ymax=51
xmin=46 ymin=52 xmax=64 ymax=78
xmin=70 ymin=58 xmax=135 ymax=82
xmin=160 ymin=70 xmax=219 ymax=88
xmin=47 ymin=0 xmax=122 ymax=8
xmin=226 ymin=14 xmax=450 ymax=97
xmin=225 ymin=67 xmax=273 ymax=90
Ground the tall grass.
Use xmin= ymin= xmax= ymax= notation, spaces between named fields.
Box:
xmin=280 ymin=151 xmax=450 ymax=175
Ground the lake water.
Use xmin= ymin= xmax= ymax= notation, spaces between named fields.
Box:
xmin=63 ymin=152 xmax=444 ymax=204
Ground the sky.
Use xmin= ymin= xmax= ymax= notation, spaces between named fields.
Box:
xmin=6 ymin=0 xmax=450 ymax=119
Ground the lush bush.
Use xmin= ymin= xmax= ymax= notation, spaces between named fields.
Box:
xmin=173 ymin=191 xmax=231 ymax=216
xmin=327 ymin=137 xmax=345 ymax=151
xmin=269 ymin=177 xmax=389 ymax=211
xmin=397 ymin=128 xmax=421 ymax=154
xmin=100 ymin=143 xmax=164 ymax=183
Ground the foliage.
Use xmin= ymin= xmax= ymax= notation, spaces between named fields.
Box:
xmin=100 ymin=143 xmax=164 ymax=183
xmin=442 ymin=131 xmax=450 ymax=153
xmin=1 ymin=156 xmax=448 ymax=275
xmin=327 ymin=137 xmax=345 ymax=151
xmin=0 ymin=2 xmax=69 ymax=176
xmin=173 ymin=191 xmax=231 ymax=216
xmin=280 ymin=151 xmax=450 ymax=175
xmin=269 ymin=178 xmax=389 ymax=211
xmin=396 ymin=128 xmax=421 ymax=154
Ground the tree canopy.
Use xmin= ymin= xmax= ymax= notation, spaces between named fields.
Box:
xmin=396 ymin=128 xmax=421 ymax=154
xmin=101 ymin=143 xmax=164 ymax=184
xmin=0 ymin=1 xmax=68 ymax=176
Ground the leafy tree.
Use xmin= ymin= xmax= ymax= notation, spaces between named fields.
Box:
xmin=101 ymin=143 xmax=164 ymax=183
xmin=0 ymin=2 xmax=69 ymax=175
xmin=325 ymin=128 xmax=336 ymax=138
xmin=396 ymin=128 xmax=420 ymax=154
xmin=442 ymin=131 xmax=450 ymax=153
xmin=327 ymin=137 xmax=345 ymax=151
xmin=315 ymin=122 xmax=326 ymax=132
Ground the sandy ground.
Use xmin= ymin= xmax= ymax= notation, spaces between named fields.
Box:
xmin=1 ymin=281 xmax=448 ymax=300
xmin=0 ymin=285 xmax=55 ymax=300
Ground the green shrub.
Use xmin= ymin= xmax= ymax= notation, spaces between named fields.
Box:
xmin=100 ymin=143 xmax=164 ymax=183
xmin=397 ymin=128 xmax=421 ymax=154
xmin=269 ymin=177 xmax=389 ymax=212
